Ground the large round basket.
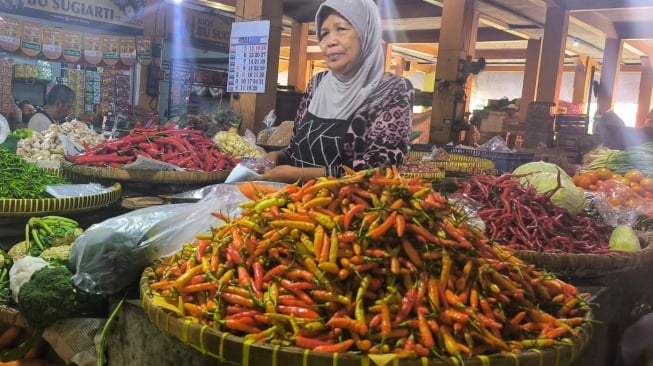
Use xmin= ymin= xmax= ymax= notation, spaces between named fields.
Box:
xmin=140 ymin=267 xmax=592 ymax=366
xmin=61 ymin=161 xmax=230 ymax=185
xmin=513 ymin=238 xmax=653 ymax=280
xmin=0 ymin=165 xmax=122 ymax=217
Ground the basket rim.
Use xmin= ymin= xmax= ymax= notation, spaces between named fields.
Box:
xmin=0 ymin=182 xmax=122 ymax=217
xmin=61 ymin=161 xmax=230 ymax=184
xmin=139 ymin=266 xmax=592 ymax=366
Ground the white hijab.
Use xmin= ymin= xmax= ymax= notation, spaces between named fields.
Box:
xmin=308 ymin=0 xmax=385 ymax=120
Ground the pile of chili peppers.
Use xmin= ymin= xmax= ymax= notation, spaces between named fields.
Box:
xmin=65 ymin=127 xmax=238 ymax=172
xmin=454 ymin=174 xmax=612 ymax=254
xmin=147 ymin=167 xmax=591 ymax=359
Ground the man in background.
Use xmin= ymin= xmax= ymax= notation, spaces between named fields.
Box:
xmin=27 ymin=84 xmax=75 ymax=132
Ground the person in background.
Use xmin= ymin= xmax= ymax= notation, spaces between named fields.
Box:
xmin=258 ymin=0 xmax=414 ymax=183
xmin=2 ymin=97 xmax=22 ymax=131
xmin=16 ymin=100 xmax=36 ymax=125
xmin=27 ymin=84 xmax=75 ymax=132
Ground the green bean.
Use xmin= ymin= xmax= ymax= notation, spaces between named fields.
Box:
xmin=0 ymin=148 xmax=69 ymax=199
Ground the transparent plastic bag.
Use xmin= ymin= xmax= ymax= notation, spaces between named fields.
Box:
xmin=586 ymin=180 xmax=652 ymax=227
xmin=71 ymin=184 xmax=248 ymax=295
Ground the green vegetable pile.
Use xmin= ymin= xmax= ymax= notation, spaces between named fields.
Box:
xmin=18 ymin=265 xmax=77 ymax=331
xmin=10 ymin=128 xmax=33 ymax=140
xmin=0 ymin=148 xmax=68 ymax=199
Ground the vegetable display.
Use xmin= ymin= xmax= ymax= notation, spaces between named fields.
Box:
xmin=454 ymin=174 xmax=612 ymax=253
xmin=512 ymin=161 xmax=586 ymax=214
xmin=23 ymin=216 xmax=82 ymax=260
xmin=16 ymin=121 xmax=106 ymax=163
xmin=582 ymin=142 xmax=653 ymax=176
xmin=147 ymin=168 xmax=590 ymax=360
xmin=65 ymin=127 xmax=238 ymax=172
xmin=0 ymin=149 xmax=68 ymax=199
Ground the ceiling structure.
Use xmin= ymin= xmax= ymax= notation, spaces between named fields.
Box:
xmin=209 ymin=0 xmax=653 ymax=71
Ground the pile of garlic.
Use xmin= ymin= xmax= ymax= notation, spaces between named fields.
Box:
xmin=17 ymin=120 xmax=107 ymax=163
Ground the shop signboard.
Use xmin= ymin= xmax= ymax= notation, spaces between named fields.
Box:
xmin=227 ymin=20 xmax=270 ymax=94
xmin=0 ymin=0 xmax=144 ymax=36
xmin=62 ymin=29 xmax=82 ymax=62
xmin=42 ymin=26 xmax=63 ymax=60
xmin=0 ymin=17 xmax=21 ymax=52
xmin=166 ymin=6 xmax=232 ymax=51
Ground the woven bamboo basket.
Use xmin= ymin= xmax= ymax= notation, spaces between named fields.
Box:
xmin=0 ymin=165 xmax=122 ymax=217
xmin=406 ymin=150 xmax=497 ymax=177
xmin=61 ymin=161 xmax=231 ymax=185
xmin=513 ymin=238 xmax=653 ymax=279
xmin=140 ymin=267 xmax=592 ymax=366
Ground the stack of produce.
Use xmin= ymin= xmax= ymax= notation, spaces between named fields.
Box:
xmin=582 ymin=142 xmax=653 ymax=176
xmin=454 ymin=173 xmax=612 ymax=253
xmin=146 ymin=168 xmax=590 ymax=359
xmin=0 ymin=149 xmax=68 ymax=199
xmin=17 ymin=121 xmax=106 ymax=163
xmin=66 ymin=126 xmax=238 ymax=172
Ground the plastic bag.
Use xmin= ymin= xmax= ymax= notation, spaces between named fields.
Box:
xmin=587 ymin=181 xmax=652 ymax=227
xmin=0 ymin=114 xmax=9 ymax=144
xmin=479 ymin=135 xmax=512 ymax=152
xmin=71 ymin=184 xmax=248 ymax=295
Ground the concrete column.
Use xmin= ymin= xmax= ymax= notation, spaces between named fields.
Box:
xmin=596 ymin=37 xmax=623 ymax=114
xmin=233 ymin=0 xmax=283 ymax=135
xmin=519 ymin=38 xmax=541 ymax=123
xmin=636 ymin=56 xmax=653 ymax=127
xmin=535 ymin=4 xmax=568 ymax=104
xmin=572 ymin=55 xmax=593 ymax=114
xmin=429 ymin=0 xmax=477 ymax=145
xmin=287 ymin=22 xmax=309 ymax=92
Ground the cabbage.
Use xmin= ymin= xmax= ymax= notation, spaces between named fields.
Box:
xmin=512 ymin=161 xmax=586 ymax=214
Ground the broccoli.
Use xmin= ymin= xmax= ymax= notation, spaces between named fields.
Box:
xmin=17 ymin=265 xmax=76 ymax=331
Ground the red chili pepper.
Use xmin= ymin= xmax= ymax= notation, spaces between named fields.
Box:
xmin=276 ymin=305 xmax=320 ymax=319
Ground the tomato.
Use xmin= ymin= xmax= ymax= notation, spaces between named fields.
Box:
xmin=631 ymin=182 xmax=646 ymax=197
xmin=584 ymin=172 xmax=599 ymax=184
xmin=625 ymin=170 xmax=644 ymax=183
xmin=613 ymin=175 xmax=631 ymax=187
xmin=595 ymin=167 xmax=613 ymax=181
xmin=640 ymin=177 xmax=653 ymax=192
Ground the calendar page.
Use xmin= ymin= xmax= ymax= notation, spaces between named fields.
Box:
xmin=227 ymin=20 xmax=270 ymax=94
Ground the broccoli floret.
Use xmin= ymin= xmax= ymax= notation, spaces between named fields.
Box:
xmin=17 ymin=266 xmax=76 ymax=331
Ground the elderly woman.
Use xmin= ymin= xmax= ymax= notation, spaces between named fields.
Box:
xmin=260 ymin=0 xmax=414 ymax=183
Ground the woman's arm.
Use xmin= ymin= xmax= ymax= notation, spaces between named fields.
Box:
xmin=258 ymin=165 xmax=325 ymax=184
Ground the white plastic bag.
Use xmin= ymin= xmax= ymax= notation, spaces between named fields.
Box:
xmin=71 ymin=184 xmax=248 ymax=295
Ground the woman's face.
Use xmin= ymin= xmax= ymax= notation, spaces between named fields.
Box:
xmin=319 ymin=13 xmax=361 ymax=77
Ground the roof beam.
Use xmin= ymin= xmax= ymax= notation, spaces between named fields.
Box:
xmin=569 ymin=12 xmax=617 ymax=38
xmin=564 ymin=0 xmax=653 ymax=11
xmin=615 ymin=21 xmax=653 ymax=39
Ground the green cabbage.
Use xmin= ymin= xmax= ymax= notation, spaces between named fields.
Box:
xmin=512 ymin=161 xmax=586 ymax=214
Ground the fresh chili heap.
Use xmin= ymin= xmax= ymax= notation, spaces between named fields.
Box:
xmin=65 ymin=126 xmax=238 ymax=172
xmin=0 ymin=148 xmax=68 ymax=199
xmin=454 ymin=173 xmax=612 ymax=254
xmin=148 ymin=167 xmax=591 ymax=359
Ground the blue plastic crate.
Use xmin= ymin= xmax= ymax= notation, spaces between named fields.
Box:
xmin=410 ymin=144 xmax=534 ymax=173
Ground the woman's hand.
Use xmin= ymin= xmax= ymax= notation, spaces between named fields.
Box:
xmin=258 ymin=165 xmax=326 ymax=184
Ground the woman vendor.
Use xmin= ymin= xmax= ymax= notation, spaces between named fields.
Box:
xmin=259 ymin=0 xmax=414 ymax=183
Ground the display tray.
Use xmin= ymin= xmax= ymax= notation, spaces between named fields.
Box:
xmin=61 ymin=161 xmax=231 ymax=185
xmin=0 ymin=182 xmax=122 ymax=217
xmin=140 ymin=266 xmax=592 ymax=366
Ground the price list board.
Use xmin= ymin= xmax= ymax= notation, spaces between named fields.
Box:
xmin=227 ymin=20 xmax=270 ymax=94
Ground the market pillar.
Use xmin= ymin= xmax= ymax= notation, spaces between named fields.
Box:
xmin=518 ymin=38 xmax=541 ymax=123
xmin=287 ymin=22 xmax=309 ymax=93
xmin=596 ymin=37 xmax=623 ymax=115
xmin=636 ymin=56 xmax=653 ymax=127
xmin=572 ymin=55 xmax=593 ymax=114
xmin=233 ymin=0 xmax=283 ymax=135
xmin=429 ymin=0 xmax=477 ymax=145
xmin=535 ymin=5 xmax=567 ymax=105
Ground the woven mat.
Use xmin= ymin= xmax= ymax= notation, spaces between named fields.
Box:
xmin=140 ymin=266 xmax=592 ymax=366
